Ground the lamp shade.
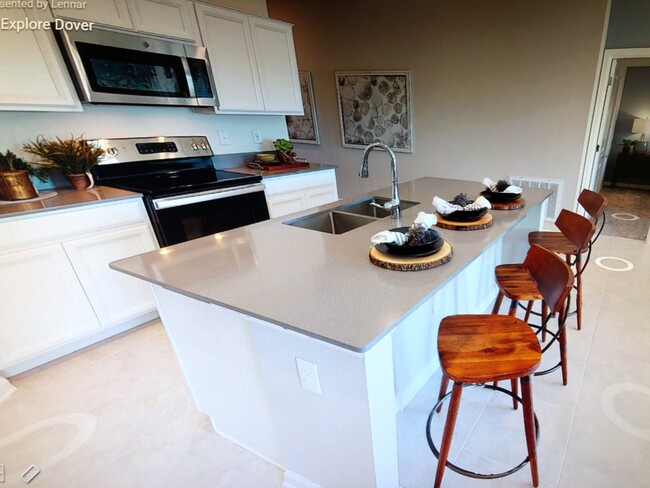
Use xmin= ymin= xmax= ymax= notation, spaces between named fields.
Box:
xmin=631 ymin=118 xmax=650 ymax=134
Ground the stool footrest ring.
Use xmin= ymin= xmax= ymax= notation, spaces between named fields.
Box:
xmin=426 ymin=383 xmax=540 ymax=480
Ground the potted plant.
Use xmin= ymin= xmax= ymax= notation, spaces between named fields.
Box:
xmin=273 ymin=138 xmax=298 ymax=163
xmin=23 ymin=135 xmax=105 ymax=190
xmin=620 ymin=138 xmax=635 ymax=154
xmin=0 ymin=149 xmax=53 ymax=200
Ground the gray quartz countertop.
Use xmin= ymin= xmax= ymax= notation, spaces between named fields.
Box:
xmin=110 ymin=177 xmax=550 ymax=352
xmin=0 ymin=186 xmax=142 ymax=220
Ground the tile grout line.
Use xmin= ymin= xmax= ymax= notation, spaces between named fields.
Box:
xmin=553 ymin=266 xmax=609 ymax=487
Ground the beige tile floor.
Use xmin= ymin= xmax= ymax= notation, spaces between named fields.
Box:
xmin=0 ymin=233 xmax=647 ymax=487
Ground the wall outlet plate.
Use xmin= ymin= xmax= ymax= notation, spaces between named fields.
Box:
xmin=252 ymin=130 xmax=262 ymax=144
xmin=296 ymin=357 xmax=322 ymax=395
xmin=217 ymin=131 xmax=230 ymax=146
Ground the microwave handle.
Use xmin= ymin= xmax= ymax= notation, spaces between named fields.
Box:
xmin=180 ymin=56 xmax=196 ymax=99
xmin=153 ymin=183 xmax=266 ymax=210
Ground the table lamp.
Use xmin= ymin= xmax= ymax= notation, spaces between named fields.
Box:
xmin=631 ymin=118 xmax=650 ymax=155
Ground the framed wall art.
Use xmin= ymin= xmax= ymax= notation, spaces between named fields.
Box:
xmin=285 ymin=71 xmax=320 ymax=145
xmin=335 ymin=70 xmax=412 ymax=152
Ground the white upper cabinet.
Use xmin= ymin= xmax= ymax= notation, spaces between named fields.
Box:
xmin=52 ymin=0 xmax=197 ymax=41
xmin=0 ymin=8 xmax=81 ymax=112
xmin=249 ymin=17 xmax=302 ymax=114
xmin=52 ymin=0 xmax=134 ymax=29
xmin=194 ymin=4 xmax=303 ymax=114
xmin=195 ymin=4 xmax=265 ymax=112
xmin=126 ymin=0 xmax=198 ymax=41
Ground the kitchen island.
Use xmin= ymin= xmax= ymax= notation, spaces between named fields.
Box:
xmin=111 ymin=177 xmax=550 ymax=488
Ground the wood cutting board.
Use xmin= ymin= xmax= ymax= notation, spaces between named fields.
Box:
xmin=248 ymin=161 xmax=310 ymax=171
xmin=369 ymin=241 xmax=453 ymax=271
xmin=436 ymin=212 xmax=493 ymax=231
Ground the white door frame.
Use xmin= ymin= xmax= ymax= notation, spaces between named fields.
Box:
xmin=578 ymin=48 xmax=650 ymax=199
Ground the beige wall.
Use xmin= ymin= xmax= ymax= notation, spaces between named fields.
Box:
xmin=267 ymin=0 xmax=608 ymax=211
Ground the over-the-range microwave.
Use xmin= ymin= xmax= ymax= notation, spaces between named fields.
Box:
xmin=54 ymin=26 xmax=217 ymax=107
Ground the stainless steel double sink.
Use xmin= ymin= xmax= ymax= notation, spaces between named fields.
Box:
xmin=283 ymin=196 xmax=419 ymax=234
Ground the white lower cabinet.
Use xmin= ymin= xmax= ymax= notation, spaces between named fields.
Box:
xmin=264 ymin=169 xmax=338 ymax=218
xmin=63 ymin=224 xmax=158 ymax=328
xmin=0 ymin=198 xmax=158 ymax=376
xmin=0 ymin=244 xmax=101 ymax=367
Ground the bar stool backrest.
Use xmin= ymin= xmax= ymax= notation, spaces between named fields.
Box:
xmin=555 ymin=209 xmax=596 ymax=251
xmin=578 ymin=189 xmax=607 ymax=220
xmin=524 ymin=244 xmax=574 ymax=315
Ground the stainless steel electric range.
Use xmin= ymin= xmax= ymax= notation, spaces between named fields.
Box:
xmin=90 ymin=136 xmax=270 ymax=247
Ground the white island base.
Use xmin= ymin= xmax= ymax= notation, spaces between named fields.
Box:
xmin=149 ymin=203 xmax=543 ymax=488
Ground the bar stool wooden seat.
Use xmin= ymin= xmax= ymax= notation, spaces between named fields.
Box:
xmin=432 ymin=315 xmax=541 ymax=487
xmin=527 ymin=209 xmax=596 ymax=331
xmin=430 ymin=245 xmax=573 ymax=487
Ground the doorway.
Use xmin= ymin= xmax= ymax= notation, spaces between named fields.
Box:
xmin=579 ymin=48 xmax=650 ymax=241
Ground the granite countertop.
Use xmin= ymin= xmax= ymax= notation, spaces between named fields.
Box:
xmin=110 ymin=177 xmax=550 ymax=352
xmin=0 ymin=186 xmax=142 ymax=220
xmin=227 ymin=163 xmax=337 ymax=178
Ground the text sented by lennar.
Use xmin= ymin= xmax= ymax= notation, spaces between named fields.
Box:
xmin=1 ymin=1 xmax=93 ymax=32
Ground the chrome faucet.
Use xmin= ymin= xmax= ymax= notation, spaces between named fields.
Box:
xmin=359 ymin=142 xmax=401 ymax=219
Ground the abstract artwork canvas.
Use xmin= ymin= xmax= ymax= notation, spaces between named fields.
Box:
xmin=335 ymin=70 xmax=412 ymax=152
xmin=286 ymin=71 xmax=320 ymax=145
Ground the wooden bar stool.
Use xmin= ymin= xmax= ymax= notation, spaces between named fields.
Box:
xmin=517 ymin=189 xmax=606 ymax=327
xmin=430 ymin=315 xmax=541 ymax=487
xmin=429 ymin=246 xmax=573 ymax=487
xmin=492 ymin=244 xmax=574 ymax=384
xmin=527 ymin=209 xmax=596 ymax=331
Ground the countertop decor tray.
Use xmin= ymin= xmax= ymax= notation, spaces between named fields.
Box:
xmin=369 ymin=240 xmax=452 ymax=271
xmin=436 ymin=212 xmax=493 ymax=231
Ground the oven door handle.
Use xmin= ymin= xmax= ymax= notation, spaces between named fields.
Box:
xmin=152 ymin=183 xmax=266 ymax=210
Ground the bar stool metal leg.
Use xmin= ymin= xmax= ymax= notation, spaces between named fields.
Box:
xmin=434 ymin=382 xmax=463 ymax=488
xmin=575 ymin=254 xmax=583 ymax=331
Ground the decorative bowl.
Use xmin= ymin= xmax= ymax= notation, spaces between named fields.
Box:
xmin=382 ymin=227 xmax=443 ymax=256
xmin=481 ymin=190 xmax=521 ymax=203
xmin=256 ymin=153 xmax=276 ymax=163
xmin=444 ymin=207 xmax=488 ymax=222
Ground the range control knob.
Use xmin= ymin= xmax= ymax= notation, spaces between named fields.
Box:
xmin=106 ymin=147 xmax=119 ymax=156
xmin=199 ymin=143 xmax=208 ymax=150
xmin=190 ymin=143 xmax=199 ymax=150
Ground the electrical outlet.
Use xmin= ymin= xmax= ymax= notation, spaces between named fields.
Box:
xmin=252 ymin=130 xmax=262 ymax=144
xmin=296 ymin=357 xmax=322 ymax=395
xmin=217 ymin=130 xmax=230 ymax=146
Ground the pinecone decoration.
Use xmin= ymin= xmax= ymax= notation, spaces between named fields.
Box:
xmin=495 ymin=179 xmax=510 ymax=192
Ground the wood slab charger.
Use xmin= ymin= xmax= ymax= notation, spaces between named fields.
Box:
xmin=369 ymin=241 xmax=453 ymax=271
xmin=489 ymin=197 xmax=525 ymax=210
xmin=436 ymin=212 xmax=493 ymax=231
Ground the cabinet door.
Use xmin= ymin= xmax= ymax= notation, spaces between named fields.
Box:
xmin=0 ymin=244 xmax=101 ymax=367
xmin=305 ymin=185 xmax=339 ymax=210
xmin=266 ymin=192 xmax=307 ymax=218
xmin=195 ymin=4 xmax=264 ymax=112
xmin=127 ymin=0 xmax=197 ymax=41
xmin=0 ymin=8 xmax=81 ymax=112
xmin=250 ymin=17 xmax=302 ymax=114
xmin=63 ymin=224 xmax=158 ymax=328
xmin=52 ymin=0 xmax=134 ymax=29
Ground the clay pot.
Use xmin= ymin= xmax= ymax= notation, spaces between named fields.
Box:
xmin=0 ymin=170 xmax=38 ymax=200
xmin=65 ymin=172 xmax=94 ymax=191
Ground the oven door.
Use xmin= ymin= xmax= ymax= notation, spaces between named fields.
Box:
xmin=150 ymin=183 xmax=270 ymax=246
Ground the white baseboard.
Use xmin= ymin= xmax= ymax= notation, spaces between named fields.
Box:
xmin=282 ymin=471 xmax=323 ymax=488
xmin=0 ymin=377 xmax=16 ymax=403
xmin=2 ymin=311 xmax=158 ymax=378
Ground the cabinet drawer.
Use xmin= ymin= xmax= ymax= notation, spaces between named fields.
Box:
xmin=0 ymin=199 xmax=149 ymax=251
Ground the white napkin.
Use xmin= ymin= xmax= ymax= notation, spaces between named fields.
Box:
xmin=432 ymin=195 xmax=491 ymax=216
xmin=482 ymin=177 xmax=522 ymax=194
xmin=371 ymin=230 xmax=408 ymax=245
xmin=370 ymin=211 xmax=437 ymax=245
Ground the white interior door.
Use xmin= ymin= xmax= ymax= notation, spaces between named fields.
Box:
xmin=592 ymin=59 xmax=621 ymax=190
